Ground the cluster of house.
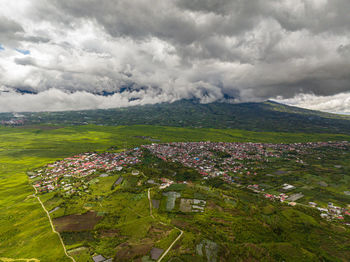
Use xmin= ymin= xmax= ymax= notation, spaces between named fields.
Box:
xmin=264 ymin=193 xmax=289 ymax=202
xmin=142 ymin=141 xmax=349 ymax=183
xmin=247 ymin=184 xmax=289 ymax=201
xmin=29 ymin=148 xmax=143 ymax=194
xmin=247 ymin=184 xmax=263 ymax=193
xmin=159 ymin=177 xmax=174 ymax=189
xmin=1 ymin=118 xmax=25 ymax=126
xmin=315 ymin=202 xmax=350 ymax=221
xmin=248 ymin=184 xmax=350 ymax=222
xmin=143 ymin=142 xmax=274 ymax=181
xmin=28 ymin=140 xmax=349 ymax=221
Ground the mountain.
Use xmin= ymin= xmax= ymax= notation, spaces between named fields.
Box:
xmin=2 ymin=101 xmax=350 ymax=261
xmin=2 ymin=99 xmax=350 ymax=134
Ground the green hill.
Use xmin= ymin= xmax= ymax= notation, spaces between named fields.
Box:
xmin=1 ymin=125 xmax=350 ymax=261
xmin=1 ymin=101 xmax=350 ymax=261
xmin=3 ymin=100 xmax=350 ymax=134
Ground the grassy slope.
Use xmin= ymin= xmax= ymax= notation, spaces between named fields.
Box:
xmin=12 ymin=100 xmax=350 ymax=134
xmin=1 ymin=125 xmax=350 ymax=260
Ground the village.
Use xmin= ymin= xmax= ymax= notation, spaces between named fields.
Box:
xmin=142 ymin=140 xmax=348 ymax=181
xmin=28 ymin=140 xmax=350 ymax=222
xmin=1 ymin=118 xmax=25 ymax=126
xmin=142 ymin=141 xmax=350 ymax=222
xmin=28 ymin=148 xmax=143 ymax=195
xmin=247 ymin=183 xmax=350 ymax=222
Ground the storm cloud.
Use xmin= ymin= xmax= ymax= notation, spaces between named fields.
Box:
xmin=0 ymin=0 xmax=350 ymax=112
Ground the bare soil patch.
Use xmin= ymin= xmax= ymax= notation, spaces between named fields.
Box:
xmin=212 ymin=218 xmax=232 ymax=225
xmin=171 ymin=219 xmax=190 ymax=230
xmin=114 ymin=242 xmax=153 ymax=261
xmin=100 ymin=229 xmax=120 ymax=238
xmin=147 ymin=223 xmax=172 ymax=240
xmin=53 ymin=211 xmax=102 ymax=232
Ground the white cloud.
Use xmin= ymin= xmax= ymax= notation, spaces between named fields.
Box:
xmin=0 ymin=88 xmax=169 ymax=112
xmin=0 ymin=83 xmax=223 ymax=112
xmin=274 ymin=92 xmax=350 ymax=114
xmin=1 ymin=0 xmax=350 ymax=112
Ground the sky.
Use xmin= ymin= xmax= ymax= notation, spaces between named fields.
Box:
xmin=0 ymin=0 xmax=350 ymax=113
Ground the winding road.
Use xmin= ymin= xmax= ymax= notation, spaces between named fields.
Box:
xmin=32 ymin=186 xmax=76 ymax=262
xmin=147 ymin=188 xmax=184 ymax=262
xmin=32 ymin=186 xmax=182 ymax=262
xmin=157 ymin=228 xmax=183 ymax=262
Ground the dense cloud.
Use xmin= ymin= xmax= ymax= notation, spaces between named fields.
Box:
xmin=274 ymin=92 xmax=350 ymax=114
xmin=0 ymin=0 xmax=350 ymax=112
xmin=0 ymin=16 xmax=24 ymax=46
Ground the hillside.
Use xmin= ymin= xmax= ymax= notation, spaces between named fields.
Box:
xmin=2 ymin=100 xmax=350 ymax=134
xmin=1 ymin=102 xmax=350 ymax=261
xmin=1 ymin=125 xmax=350 ymax=261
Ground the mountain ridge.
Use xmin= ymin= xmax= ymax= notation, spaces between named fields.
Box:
xmin=1 ymin=99 xmax=350 ymax=134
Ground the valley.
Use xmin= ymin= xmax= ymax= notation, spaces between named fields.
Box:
xmin=1 ymin=125 xmax=350 ymax=261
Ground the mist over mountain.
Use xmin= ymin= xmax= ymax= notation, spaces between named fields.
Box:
xmin=3 ymin=99 xmax=350 ymax=134
xmin=1 ymin=0 xmax=350 ymax=113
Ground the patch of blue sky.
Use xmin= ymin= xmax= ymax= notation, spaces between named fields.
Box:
xmin=15 ymin=48 xmax=30 ymax=55
xmin=0 ymin=44 xmax=4 ymax=51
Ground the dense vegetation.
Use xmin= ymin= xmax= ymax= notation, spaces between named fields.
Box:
xmin=2 ymin=100 xmax=350 ymax=134
xmin=34 ymin=146 xmax=350 ymax=261
xmin=1 ymin=124 xmax=350 ymax=261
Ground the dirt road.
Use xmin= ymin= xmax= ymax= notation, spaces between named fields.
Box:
xmin=147 ymin=188 xmax=184 ymax=262
xmin=32 ymin=186 xmax=76 ymax=262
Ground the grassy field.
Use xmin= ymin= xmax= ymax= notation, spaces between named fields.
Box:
xmin=1 ymin=125 xmax=350 ymax=260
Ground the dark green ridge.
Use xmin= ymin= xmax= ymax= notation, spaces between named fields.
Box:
xmin=2 ymin=99 xmax=350 ymax=134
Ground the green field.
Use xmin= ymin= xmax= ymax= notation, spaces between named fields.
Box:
xmin=1 ymin=125 xmax=350 ymax=261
